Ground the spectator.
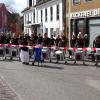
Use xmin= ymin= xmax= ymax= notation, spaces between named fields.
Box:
xmin=71 ymin=34 xmax=76 ymax=47
xmin=20 ymin=34 xmax=29 ymax=65
xmin=10 ymin=33 xmax=19 ymax=45
xmin=50 ymin=35 xmax=55 ymax=46
xmin=4 ymin=33 xmax=11 ymax=44
xmin=93 ymin=36 xmax=100 ymax=48
xmin=37 ymin=33 xmax=43 ymax=45
xmin=55 ymin=35 xmax=61 ymax=47
xmin=42 ymin=33 xmax=50 ymax=46
xmin=84 ymin=34 xmax=89 ymax=47
xmin=77 ymin=32 xmax=84 ymax=48
xmin=60 ymin=34 xmax=67 ymax=47
xmin=30 ymin=33 xmax=38 ymax=45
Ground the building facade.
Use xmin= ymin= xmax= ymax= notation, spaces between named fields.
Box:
xmin=36 ymin=0 xmax=63 ymax=37
xmin=7 ymin=13 xmax=21 ymax=34
xmin=22 ymin=0 xmax=37 ymax=35
xmin=66 ymin=0 xmax=100 ymax=47
xmin=22 ymin=0 xmax=63 ymax=37
xmin=0 ymin=3 xmax=21 ymax=34
xmin=0 ymin=3 xmax=7 ymax=33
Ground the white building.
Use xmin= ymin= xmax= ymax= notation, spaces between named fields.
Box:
xmin=22 ymin=0 xmax=63 ymax=37
xmin=22 ymin=0 xmax=37 ymax=36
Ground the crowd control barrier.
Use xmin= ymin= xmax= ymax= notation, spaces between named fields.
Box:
xmin=0 ymin=44 xmax=100 ymax=66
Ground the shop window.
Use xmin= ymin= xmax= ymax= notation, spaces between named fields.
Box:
xmin=71 ymin=20 xmax=76 ymax=35
xmin=77 ymin=20 xmax=85 ymax=34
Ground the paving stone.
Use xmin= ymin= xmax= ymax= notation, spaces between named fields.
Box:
xmin=0 ymin=77 xmax=20 ymax=100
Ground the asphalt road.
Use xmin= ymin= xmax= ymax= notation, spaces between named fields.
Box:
xmin=0 ymin=60 xmax=100 ymax=100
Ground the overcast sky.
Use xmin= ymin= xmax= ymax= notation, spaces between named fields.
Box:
xmin=0 ymin=0 xmax=27 ymax=14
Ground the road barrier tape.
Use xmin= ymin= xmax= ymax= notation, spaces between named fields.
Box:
xmin=0 ymin=44 xmax=98 ymax=51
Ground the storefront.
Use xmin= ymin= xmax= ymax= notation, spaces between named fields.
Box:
xmin=70 ymin=8 xmax=100 ymax=47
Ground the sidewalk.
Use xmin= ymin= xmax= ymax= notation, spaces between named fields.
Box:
xmin=0 ymin=76 xmax=20 ymax=100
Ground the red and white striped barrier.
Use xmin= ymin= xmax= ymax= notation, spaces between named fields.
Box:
xmin=0 ymin=44 xmax=99 ymax=51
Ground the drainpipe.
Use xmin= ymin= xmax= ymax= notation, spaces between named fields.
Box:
xmin=68 ymin=0 xmax=71 ymax=47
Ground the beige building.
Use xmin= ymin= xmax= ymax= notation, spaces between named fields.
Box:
xmin=66 ymin=0 xmax=100 ymax=47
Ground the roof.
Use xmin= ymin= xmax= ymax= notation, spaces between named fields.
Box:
xmin=0 ymin=3 xmax=12 ymax=14
xmin=0 ymin=3 xmax=5 ymax=7
xmin=21 ymin=0 xmax=53 ymax=13
xmin=21 ymin=7 xmax=30 ymax=13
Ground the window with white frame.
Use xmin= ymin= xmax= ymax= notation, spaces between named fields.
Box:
xmin=56 ymin=4 xmax=59 ymax=20
xmin=56 ymin=28 xmax=59 ymax=35
xmin=50 ymin=6 xmax=53 ymax=21
xmin=29 ymin=13 xmax=31 ymax=24
xmin=41 ymin=10 xmax=43 ymax=22
xmin=33 ymin=9 xmax=35 ymax=23
xmin=27 ymin=14 xmax=29 ymax=24
xmin=50 ymin=28 xmax=53 ymax=35
xmin=73 ymin=0 xmax=80 ymax=4
xmin=45 ymin=8 xmax=47 ymax=22
xmin=29 ymin=0 xmax=32 ymax=7
xmin=37 ymin=11 xmax=38 ymax=23
xmin=45 ymin=28 xmax=48 ymax=33
xmin=25 ymin=14 xmax=26 ymax=24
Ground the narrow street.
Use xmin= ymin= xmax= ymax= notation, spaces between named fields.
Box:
xmin=0 ymin=60 xmax=100 ymax=100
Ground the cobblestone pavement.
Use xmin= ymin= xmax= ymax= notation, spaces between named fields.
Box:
xmin=0 ymin=76 xmax=20 ymax=100
xmin=0 ymin=60 xmax=100 ymax=100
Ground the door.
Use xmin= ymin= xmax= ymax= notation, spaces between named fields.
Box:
xmin=89 ymin=19 xmax=100 ymax=47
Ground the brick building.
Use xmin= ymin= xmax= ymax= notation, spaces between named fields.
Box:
xmin=8 ymin=13 xmax=21 ymax=35
xmin=0 ymin=3 xmax=21 ymax=35
xmin=0 ymin=3 xmax=7 ymax=33
xmin=66 ymin=0 xmax=100 ymax=47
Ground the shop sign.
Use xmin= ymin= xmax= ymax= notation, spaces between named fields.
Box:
xmin=71 ymin=8 xmax=100 ymax=18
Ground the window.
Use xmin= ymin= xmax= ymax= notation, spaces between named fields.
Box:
xmin=25 ymin=15 xmax=26 ymax=24
xmin=77 ymin=20 xmax=85 ymax=34
xmin=56 ymin=4 xmax=59 ymax=20
xmin=29 ymin=0 xmax=32 ymax=7
xmin=27 ymin=14 xmax=29 ymax=24
xmin=45 ymin=28 xmax=48 ymax=33
xmin=31 ymin=13 xmax=32 ymax=23
xmin=45 ymin=9 xmax=47 ymax=22
xmin=56 ymin=28 xmax=59 ymax=34
xmin=41 ymin=10 xmax=43 ymax=22
xmin=73 ymin=0 xmax=80 ymax=4
xmin=50 ymin=7 xmax=53 ymax=21
xmin=37 ymin=11 xmax=38 ymax=23
xmin=33 ymin=9 xmax=35 ymax=23
xmin=50 ymin=28 xmax=53 ymax=34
